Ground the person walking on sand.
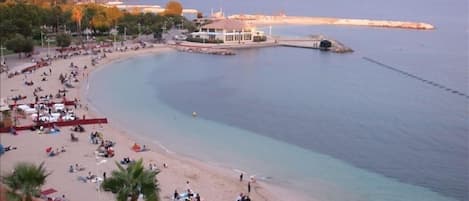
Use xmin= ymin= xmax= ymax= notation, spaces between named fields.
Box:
xmin=248 ymin=181 xmax=251 ymax=193
xmin=173 ymin=189 xmax=179 ymax=200
xmin=240 ymin=173 xmax=243 ymax=182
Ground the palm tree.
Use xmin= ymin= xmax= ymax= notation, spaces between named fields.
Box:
xmin=2 ymin=162 xmax=50 ymax=201
xmin=102 ymin=158 xmax=160 ymax=201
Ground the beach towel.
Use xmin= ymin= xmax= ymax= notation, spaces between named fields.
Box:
xmin=41 ymin=188 xmax=57 ymax=196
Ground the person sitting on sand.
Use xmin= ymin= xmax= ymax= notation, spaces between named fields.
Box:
xmin=75 ymin=164 xmax=85 ymax=172
xmin=105 ymin=147 xmax=115 ymax=158
xmin=140 ymin=145 xmax=149 ymax=152
xmin=71 ymin=133 xmax=79 ymax=142
xmin=69 ymin=165 xmax=75 ymax=173
xmin=132 ymin=143 xmax=141 ymax=152
xmin=86 ymin=171 xmax=96 ymax=181
xmin=120 ymin=157 xmax=130 ymax=164
xmin=48 ymin=150 xmax=56 ymax=157
xmin=4 ymin=145 xmax=17 ymax=152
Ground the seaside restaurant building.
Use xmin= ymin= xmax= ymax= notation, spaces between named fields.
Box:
xmin=191 ymin=19 xmax=265 ymax=43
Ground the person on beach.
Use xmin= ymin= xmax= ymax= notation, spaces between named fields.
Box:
xmin=173 ymin=189 xmax=179 ymax=200
xmin=236 ymin=193 xmax=243 ymax=201
xmin=240 ymin=173 xmax=243 ymax=182
xmin=248 ymin=181 xmax=251 ymax=193
xmin=3 ymin=145 xmax=17 ymax=152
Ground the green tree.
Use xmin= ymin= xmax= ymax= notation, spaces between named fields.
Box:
xmin=90 ymin=9 xmax=111 ymax=32
xmin=102 ymin=159 xmax=160 ymax=201
xmin=164 ymin=0 xmax=182 ymax=16
xmin=2 ymin=162 xmax=50 ymax=201
xmin=56 ymin=32 xmax=71 ymax=47
xmin=5 ymin=34 xmax=34 ymax=56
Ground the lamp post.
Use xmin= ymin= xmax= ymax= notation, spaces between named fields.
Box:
xmin=161 ymin=21 xmax=167 ymax=41
xmin=110 ymin=27 xmax=118 ymax=48
xmin=46 ymin=39 xmax=54 ymax=57
xmin=137 ymin=23 xmax=141 ymax=38
xmin=41 ymin=32 xmax=44 ymax=48
xmin=0 ymin=44 xmax=5 ymax=66
xmin=123 ymin=27 xmax=127 ymax=43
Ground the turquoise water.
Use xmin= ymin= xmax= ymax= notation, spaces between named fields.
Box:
xmin=87 ymin=0 xmax=468 ymax=200
xmin=87 ymin=48 xmax=466 ymax=201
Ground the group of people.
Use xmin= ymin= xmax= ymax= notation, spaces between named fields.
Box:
xmin=46 ymin=146 xmax=66 ymax=157
xmin=238 ymin=173 xmax=254 ymax=200
xmin=148 ymin=162 xmax=167 ymax=171
xmin=131 ymin=143 xmax=149 ymax=152
xmin=235 ymin=193 xmax=251 ymax=201
xmin=173 ymin=189 xmax=201 ymax=201
xmin=96 ymin=139 xmax=115 ymax=158
xmin=69 ymin=163 xmax=85 ymax=173
xmin=120 ymin=156 xmax=133 ymax=165
xmin=89 ymin=131 xmax=103 ymax=144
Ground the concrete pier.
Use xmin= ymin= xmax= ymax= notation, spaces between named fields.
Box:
xmin=274 ymin=35 xmax=353 ymax=53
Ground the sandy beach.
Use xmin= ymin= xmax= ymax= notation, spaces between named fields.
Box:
xmin=0 ymin=43 xmax=309 ymax=201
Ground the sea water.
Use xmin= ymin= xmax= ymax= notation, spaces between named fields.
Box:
xmin=87 ymin=0 xmax=468 ymax=200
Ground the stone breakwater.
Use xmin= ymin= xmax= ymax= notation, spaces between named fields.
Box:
xmin=229 ymin=15 xmax=435 ymax=30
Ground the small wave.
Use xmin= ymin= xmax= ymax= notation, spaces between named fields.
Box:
xmin=232 ymin=168 xmax=246 ymax=174
xmin=152 ymin=140 xmax=174 ymax=154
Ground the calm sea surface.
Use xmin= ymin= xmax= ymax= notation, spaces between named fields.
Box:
xmin=88 ymin=0 xmax=468 ymax=200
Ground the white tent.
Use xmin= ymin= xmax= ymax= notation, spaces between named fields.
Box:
xmin=0 ymin=98 xmax=9 ymax=112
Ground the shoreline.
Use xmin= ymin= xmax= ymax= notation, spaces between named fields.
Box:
xmin=0 ymin=43 xmax=310 ymax=201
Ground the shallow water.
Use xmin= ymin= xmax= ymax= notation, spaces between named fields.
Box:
xmin=87 ymin=46 xmax=467 ymax=201
xmin=88 ymin=0 xmax=468 ymax=200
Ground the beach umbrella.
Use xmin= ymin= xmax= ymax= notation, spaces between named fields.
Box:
xmin=0 ymin=144 xmax=4 ymax=155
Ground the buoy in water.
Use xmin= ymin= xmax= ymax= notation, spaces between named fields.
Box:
xmin=192 ymin=112 xmax=197 ymax=117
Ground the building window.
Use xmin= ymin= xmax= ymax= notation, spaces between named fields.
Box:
xmin=244 ymin=34 xmax=252 ymax=40
xmin=209 ymin=29 xmax=215 ymax=32
xmin=234 ymin=34 xmax=242 ymax=41
xmin=226 ymin=35 xmax=233 ymax=41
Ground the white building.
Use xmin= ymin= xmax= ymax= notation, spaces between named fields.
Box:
xmin=190 ymin=19 xmax=265 ymax=43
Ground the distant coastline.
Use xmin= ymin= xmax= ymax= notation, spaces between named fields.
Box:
xmin=228 ymin=15 xmax=435 ymax=30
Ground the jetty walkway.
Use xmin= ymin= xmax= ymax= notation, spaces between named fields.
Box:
xmin=274 ymin=35 xmax=353 ymax=53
